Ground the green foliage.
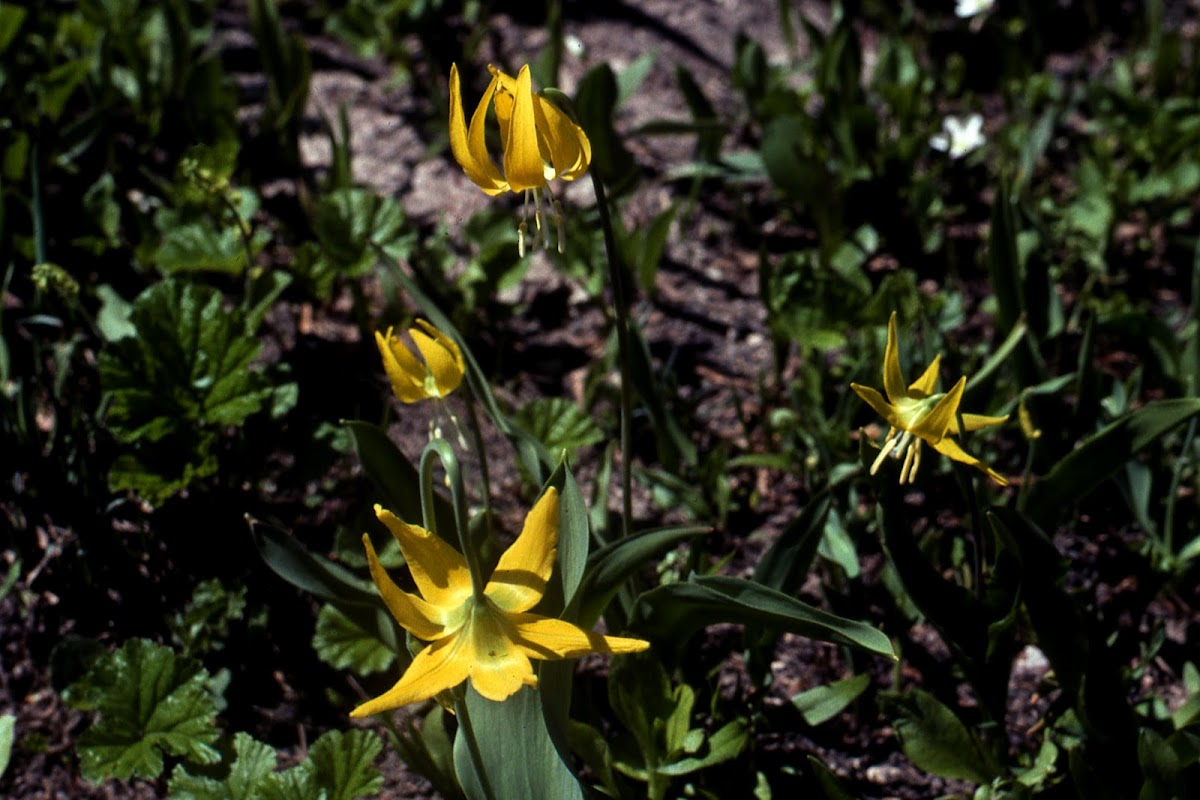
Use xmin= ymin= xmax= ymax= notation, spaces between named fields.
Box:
xmin=311 ymin=604 xmax=397 ymax=676
xmin=0 ymin=713 xmax=14 ymax=780
xmin=98 ymin=277 xmax=295 ymax=504
xmin=168 ymin=729 xmax=383 ymax=800
xmin=65 ymin=639 xmax=221 ymax=783
xmin=170 ymin=578 xmax=248 ymax=658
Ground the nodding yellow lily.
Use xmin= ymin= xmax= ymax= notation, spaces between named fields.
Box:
xmin=851 ymin=313 xmax=1009 ymax=486
xmin=375 ymin=320 xmax=465 ymax=404
xmin=350 ymin=488 xmax=648 ymax=716
xmin=449 ymin=63 xmax=591 ymax=254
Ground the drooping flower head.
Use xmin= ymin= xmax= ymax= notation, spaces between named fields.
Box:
xmin=351 ymin=488 xmax=648 ymax=716
xmin=449 ymin=63 xmax=592 ymax=255
xmin=375 ymin=320 xmax=465 ymax=404
xmin=850 ymin=312 xmax=1008 ymax=485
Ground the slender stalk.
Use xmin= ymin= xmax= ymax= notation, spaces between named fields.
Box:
xmin=455 ymin=695 xmax=499 ymax=800
xmin=461 ymin=385 xmax=495 ymax=543
xmin=32 ymin=142 xmax=45 ymax=266
xmin=1163 ymin=417 xmax=1197 ymax=559
xmin=420 ymin=441 xmax=487 ymax=599
xmin=590 ymin=173 xmax=634 ymax=538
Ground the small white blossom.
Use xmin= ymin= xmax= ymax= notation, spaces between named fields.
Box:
xmin=955 ymin=0 xmax=995 ymax=18
xmin=930 ymin=114 xmax=985 ymax=160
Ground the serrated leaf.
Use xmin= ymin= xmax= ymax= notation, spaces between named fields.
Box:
xmin=70 ymin=639 xmax=220 ymax=783
xmin=168 ymin=732 xmax=278 ymax=799
xmin=312 ymin=604 xmax=396 ymax=676
xmin=311 ymin=188 xmax=414 ymax=275
xmin=308 ymin=729 xmax=383 ymax=800
xmin=99 ymin=278 xmax=288 ymax=503
xmin=514 ymin=398 xmax=605 ymax=460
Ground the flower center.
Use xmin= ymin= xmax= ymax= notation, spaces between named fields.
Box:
xmin=518 ymin=187 xmax=565 ymax=257
xmin=871 ymin=428 xmax=925 ymax=484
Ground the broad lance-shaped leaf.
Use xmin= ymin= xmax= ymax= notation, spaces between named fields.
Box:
xmin=1024 ymin=398 xmax=1200 ymax=524
xmin=344 ymin=420 xmax=456 ymax=538
xmin=879 ymin=688 xmax=1000 ymax=784
xmin=630 ymin=575 xmax=895 ymax=661
xmin=68 ymin=639 xmax=220 ymax=782
xmin=454 ymin=686 xmax=583 ymax=800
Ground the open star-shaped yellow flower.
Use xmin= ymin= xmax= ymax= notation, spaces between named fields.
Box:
xmin=449 ymin=63 xmax=591 ymax=254
xmin=351 ymin=488 xmax=648 ymax=716
xmin=375 ymin=320 xmax=465 ymax=404
xmin=850 ymin=313 xmax=1008 ymax=485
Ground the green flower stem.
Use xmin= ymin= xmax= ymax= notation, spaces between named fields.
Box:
xmin=590 ymin=172 xmax=635 ymax=539
xmin=462 ymin=384 xmax=495 ymax=543
xmin=1163 ymin=417 xmax=1196 ymax=559
xmin=420 ymin=440 xmax=487 ymax=600
xmin=455 ymin=695 xmax=499 ymax=800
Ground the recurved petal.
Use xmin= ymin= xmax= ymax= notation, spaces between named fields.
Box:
xmin=913 ymin=376 xmax=965 ymax=443
xmin=375 ymin=506 xmax=473 ymax=609
xmin=851 ymin=383 xmax=901 ymax=428
xmin=928 ymin=434 xmax=1008 ymax=485
xmin=361 ymin=534 xmax=448 ymax=640
xmin=375 ymin=329 xmax=427 ymax=403
xmin=449 ymin=64 xmax=507 ymax=195
xmin=503 ymin=66 xmax=549 ymax=192
xmin=410 ymin=321 xmax=464 ymax=398
xmin=349 ymin=633 xmax=471 ymax=717
xmin=531 ymin=94 xmax=590 ymax=181
xmin=908 ymin=354 xmax=942 ymax=397
xmin=509 ymin=613 xmax=650 ymax=660
xmin=883 ymin=312 xmax=909 ymax=404
xmin=949 ymin=412 xmax=1010 ymax=434
xmin=485 ymin=488 xmax=558 ymax=613
xmin=463 ymin=607 xmax=538 ymax=701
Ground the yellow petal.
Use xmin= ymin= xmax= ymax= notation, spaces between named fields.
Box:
xmin=531 ymin=94 xmax=590 ymax=181
xmin=410 ymin=320 xmax=465 ymax=398
xmin=851 ymin=383 xmax=901 ymax=429
xmin=949 ymin=412 xmax=1009 ymax=434
xmin=463 ymin=605 xmax=537 ymax=701
xmin=913 ymin=376 xmax=965 ymax=443
xmin=883 ymin=312 xmax=908 ymax=405
xmin=908 ymin=354 xmax=942 ymax=398
xmin=349 ymin=633 xmax=471 ymax=717
xmin=362 ymin=534 xmax=451 ymax=641
xmin=485 ymin=488 xmax=558 ymax=613
xmin=503 ymin=66 xmax=548 ymax=192
xmin=928 ymin=434 xmax=1008 ymax=486
xmin=509 ymin=613 xmax=650 ymax=660
xmin=375 ymin=329 xmax=427 ymax=403
xmin=375 ymin=506 xmax=473 ymax=609
xmin=449 ymin=64 xmax=507 ymax=195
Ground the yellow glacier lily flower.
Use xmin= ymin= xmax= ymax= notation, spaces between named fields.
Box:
xmin=850 ymin=312 xmax=1009 ymax=485
xmin=375 ymin=320 xmax=465 ymax=404
xmin=350 ymin=488 xmax=649 ymax=716
xmin=449 ymin=62 xmax=591 ymax=254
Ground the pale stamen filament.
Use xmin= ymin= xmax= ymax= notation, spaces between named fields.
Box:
xmin=870 ymin=428 xmax=901 ymax=475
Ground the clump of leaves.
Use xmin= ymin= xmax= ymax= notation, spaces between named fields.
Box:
xmin=64 ymin=639 xmax=222 ymax=783
xmin=98 ymin=277 xmax=296 ymax=505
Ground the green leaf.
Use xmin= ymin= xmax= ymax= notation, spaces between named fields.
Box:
xmin=879 ymin=688 xmax=998 ymax=784
xmin=514 ymin=398 xmax=605 ymax=461
xmin=657 ymin=720 xmax=747 ymax=777
xmin=344 ymin=420 xmax=456 ymax=536
xmin=571 ymin=525 xmax=708 ymax=627
xmin=753 ymin=489 xmax=833 ymax=594
xmin=791 ymin=673 xmax=871 ymax=726
xmin=0 ymin=713 xmax=14 ymax=780
xmin=312 ymin=604 xmax=396 ymax=676
xmin=308 ymin=729 xmax=383 ymax=800
xmin=95 ymin=284 xmax=136 ymax=342
xmin=1025 ymin=398 xmax=1200 ymax=524
xmin=168 ymin=733 xmax=278 ymax=799
xmin=574 ymin=64 xmax=636 ymax=187
xmin=311 ymin=188 xmax=414 ymax=275
xmin=807 ymin=755 xmax=857 ymax=800
xmin=454 ymin=687 xmax=583 ymax=800
xmin=631 ymin=575 xmax=895 ymax=661
xmin=68 ymin=639 xmax=220 ymax=782
xmin=248 ymin=518 xmax=378 ymax=608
